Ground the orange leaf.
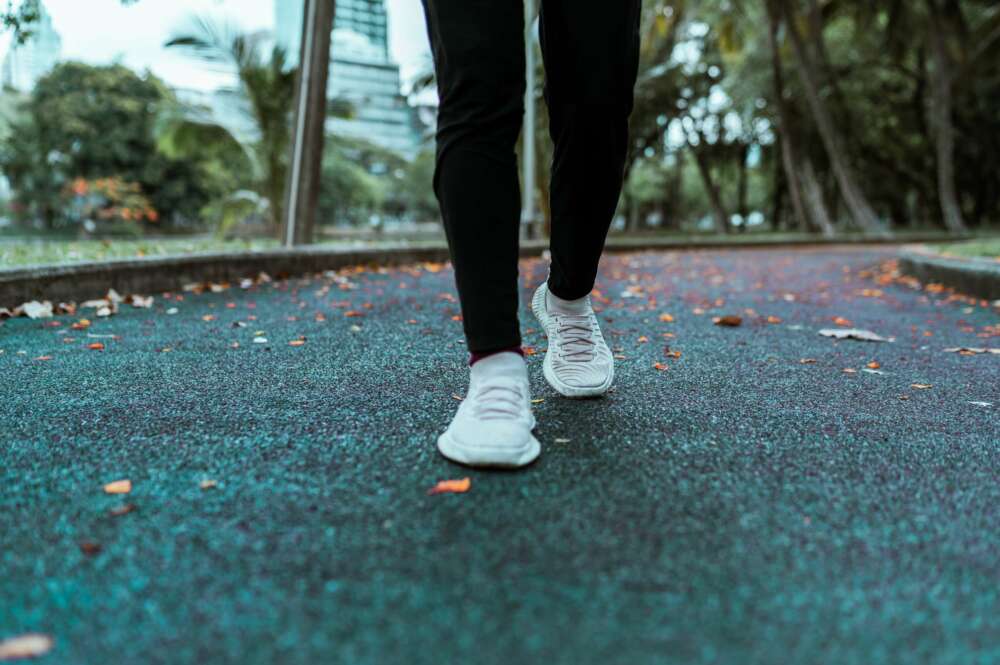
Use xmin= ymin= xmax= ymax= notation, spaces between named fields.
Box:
xmin=34 ymin=355 xmax=54 ymax=361
xmin=103 ymin=479 xmax=132 ymax=495
xmin=288 ymin=339 xmax=306 ymax=347
xmin=427 ymin=477 xmax=471 ymax=495
xmin=653 ymin=362 xmax=668 ymax=371
xmin=659 ymin=313 xmax=675 ymax=322
xmin=713 ymin=315 xmax=743 ymax=327
xmin=87 ymin=342 xmax=105 ymax=351
xmin=867 ymin=361 xmax=881 ymax=369
xmin=202 ymin=314 xmax=216 ymax=322
xmin=833 ymin=317 xmax=852 ymax=327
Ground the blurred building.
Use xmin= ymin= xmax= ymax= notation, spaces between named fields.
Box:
xmin=274 ymin=0 xmax=429 ymax=159
xmin=1 ymin=0 xmax=63 ymax=91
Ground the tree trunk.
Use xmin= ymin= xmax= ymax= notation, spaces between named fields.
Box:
xmin=691 ymin=147 xmax=729 ymax=234
xmin=927 ymin=0 xmax=967 ymax=232
xmin=737 ymin=143 xmax=749 ymax=232
xmin=780 ymin=0 xmax=885 ymax=235
xmin=800 ymin=159 xmax=836 ymax=237
xmin=766 ymin=4 xmax=816 ymax=234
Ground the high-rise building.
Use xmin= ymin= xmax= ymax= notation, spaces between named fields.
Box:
xmin=1 ymin=0 xmax=63 ymax=91
xmin=273 ymin=0 xmax=428 ymax=159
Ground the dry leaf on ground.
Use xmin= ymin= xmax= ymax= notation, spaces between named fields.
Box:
xmin=427 ymin=477 xmax=471 ymax=495
xmin=819 ymin=328 xmax=894 ymax=343
xmin=103 ymin=479 xmax=132 ymax=494
xmin=22 ymin=301 xmax=53 ymax=319
xmin=713 ymin=315 xmax=743 ymax=327
xmin=0 ymin=633 xmax=54 ymax=660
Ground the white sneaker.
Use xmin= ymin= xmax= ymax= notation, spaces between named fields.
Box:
xmin=531 ymin=282 xmax=614 ymax=398
xmin=437 ymin=352 xmax=541 ymax=468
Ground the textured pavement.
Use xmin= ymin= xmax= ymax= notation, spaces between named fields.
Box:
xmin=1 ymin=247 xmax=998 ymax=664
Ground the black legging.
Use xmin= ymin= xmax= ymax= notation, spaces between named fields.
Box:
xmin=421 ymin=0 xmax=641 ymax=353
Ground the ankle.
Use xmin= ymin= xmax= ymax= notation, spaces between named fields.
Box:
xmin=546 ymin=289 xmax=590 ymax=315
xmin=469 ymin=346 xmax=524 ymax=367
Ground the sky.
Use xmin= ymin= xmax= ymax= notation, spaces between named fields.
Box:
xmin=0 ymin=0 xmax=433 ymax=93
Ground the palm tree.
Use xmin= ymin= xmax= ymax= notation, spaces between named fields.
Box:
xmin=159 ymin=17 xmax=297 ymax=236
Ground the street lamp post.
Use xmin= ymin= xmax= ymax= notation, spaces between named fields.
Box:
xmin=283 ymin=0 xmax=336 ymax=247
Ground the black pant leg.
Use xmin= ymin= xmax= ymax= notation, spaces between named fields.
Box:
xmin=420 ymin=0 xmax=526 ymax=353
xmin=539 ymin=0 xmax=642 ymax=300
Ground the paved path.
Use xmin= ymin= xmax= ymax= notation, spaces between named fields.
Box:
xmin=2 ymin=247 xmax=998 ymax=664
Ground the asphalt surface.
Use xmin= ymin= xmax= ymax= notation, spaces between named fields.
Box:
xmin=1 ymin=247 xmax=998 ymax=665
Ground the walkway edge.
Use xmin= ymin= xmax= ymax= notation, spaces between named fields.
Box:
xmin=898 ymin=246 xmax=1000 ymax=300
xmin=0 ymin=234 xmax=992 ymax=307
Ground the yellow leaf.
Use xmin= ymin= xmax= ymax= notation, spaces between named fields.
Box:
xmin=104 ymin=479 xmax=132 ymax=495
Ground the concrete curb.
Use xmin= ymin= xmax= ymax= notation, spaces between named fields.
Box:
xmin=0 ymin=233 xmax=991 ymax=307
xmin=898 ymin=246 xmax=1000 ymax=300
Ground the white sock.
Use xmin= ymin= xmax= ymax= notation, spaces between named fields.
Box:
xmin=546 ymin=289 xmax=590 ymax=315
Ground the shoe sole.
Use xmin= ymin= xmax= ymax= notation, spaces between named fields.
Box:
xmin=436 ymin=428 xmax=541 ymax=469
xmin=531 ymin=284 xmax=614 ymax=398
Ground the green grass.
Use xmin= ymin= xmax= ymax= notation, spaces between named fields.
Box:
xmin=0 ymin=236 xmax=280 ymax=268
xmin=933 ymin=238 xmax=1000 ymax=259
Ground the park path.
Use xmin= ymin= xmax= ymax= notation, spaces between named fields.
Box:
xmin=1 ymin=247 xmax=998 ymax=664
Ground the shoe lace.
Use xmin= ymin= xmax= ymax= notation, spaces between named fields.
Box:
xmin=470 ymin=380 xmax=525 ymax=420
xmin=555 ymin=313 xmax=597 ymax=362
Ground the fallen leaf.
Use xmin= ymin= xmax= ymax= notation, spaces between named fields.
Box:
xmin=799 ymin=358 xmax=817 ymax=364
xmin=103 ymin=479 xmax=132 ymax=495
xmin=766 ymin=315 xmax=783 ymax=324
xmin=832 ymin=316 xmax=853 ymax=327
xmin=79 ymin=541 xmax=102 ymax=556
xmin=288 ymin=339 xmax=306 ymax=347
xmin=427 ymin=477 xmax=471 ymax=495
xmin=842 ymin=368 xmax=858 ymax=374
xmin=943 ymin=347 xmax=1000 ymax=355
xmin=713 ymin=315 xmax=743 ymax=327
xmin=87 ymin=342 xmax=105 ymax=351
xmin=819 ymin=328 xmax=894 ymax=343
xmin=0 ymin=634 xmax=54 ymax=660
xmin=34 ymin=355 xmax=53 ymax=362
xmin=653 ymin=362 xmax=668 ymax=371
xmin=199 ymin=479 xmax=218 ymax=490
xmin=109 ymin=503 xmax=136 ymax=517
xmin=867 ymin=361 xmax=881 ymax=369
xmin=659 ymin=313 xmax=675 ymax=322
xmin=637 ymin=336 xmax=649 ymax=343
xmin=911 ymin=383 xmax=933 ymax=390
xmin=202 ymin=314 xmax=216 ymax=322
xmin=22 ymin=301 xmax=53 ymax=319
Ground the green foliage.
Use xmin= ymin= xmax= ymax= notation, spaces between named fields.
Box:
xmin=164 ymin=16 xmax=297 ymax=235
xmin=0 ymin=61 xmax=222 ymax=231
xmin=630 ymin=0 xmax=1000 ymax=233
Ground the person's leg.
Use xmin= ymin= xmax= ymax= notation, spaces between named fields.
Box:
xmin=530 ymin=0 xmax=641 ymax=398
xmin=421 ymin=0 xmax=525 ymax=355
xmin=539 ymin=0 xmax=642 ymax=299
xmin=421 ymin=0 xmax=540 ymax=468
